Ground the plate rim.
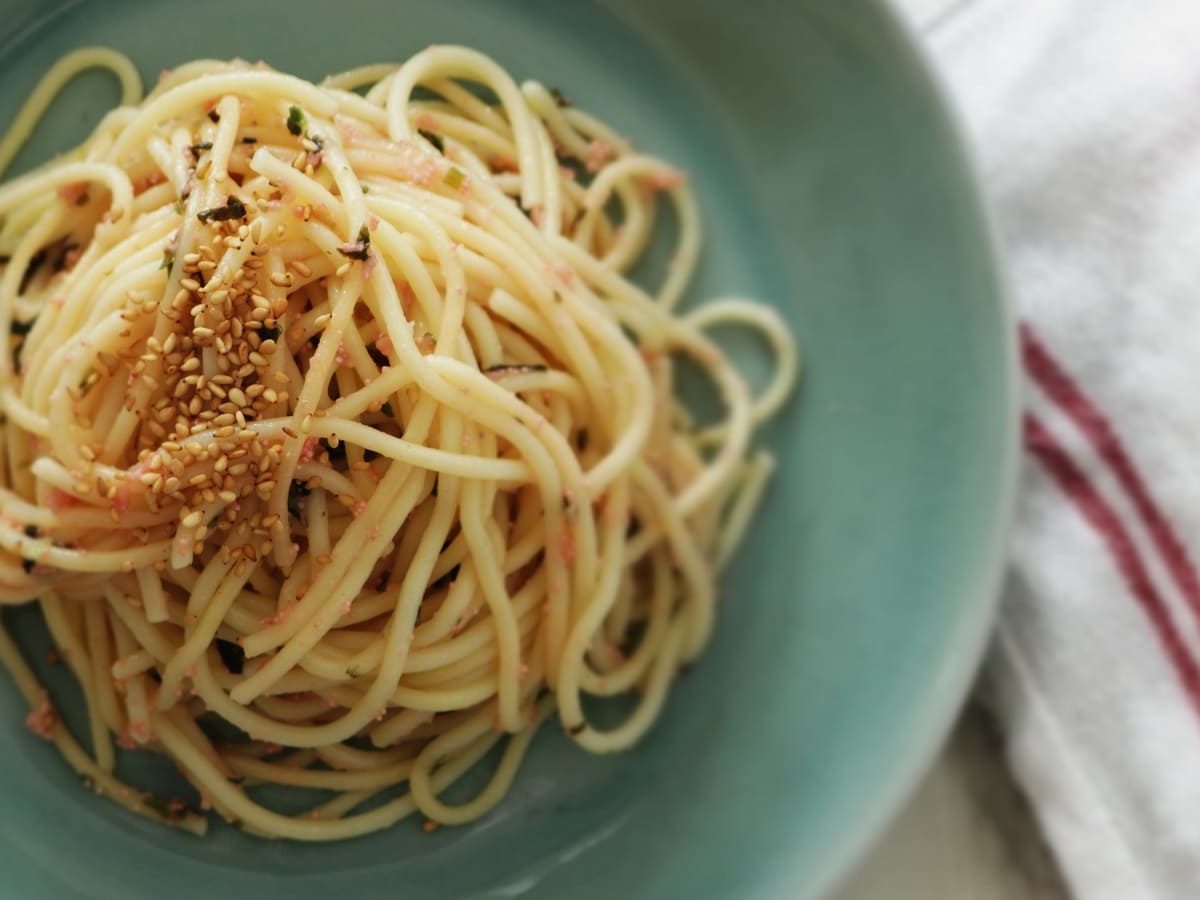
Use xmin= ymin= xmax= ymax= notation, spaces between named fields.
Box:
xmin=773 ymin=3 xmax=1022 ymax=898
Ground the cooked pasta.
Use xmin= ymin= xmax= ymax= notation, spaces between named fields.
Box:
xmin=0 ymin=45 xmax=797 ymax=839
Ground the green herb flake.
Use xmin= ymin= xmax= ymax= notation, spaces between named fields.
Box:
xmin=338 ymin=225 xmax=372 ymax=261
xmin=197 ymin=195 xmax=248 ymax=224
xmin=443 ymin=166 xmax=466 ymax=190
xmin=286 ymin=105 xmax=306 ymax=137
xmin=161 ymin=249 xmax=174 ymax=271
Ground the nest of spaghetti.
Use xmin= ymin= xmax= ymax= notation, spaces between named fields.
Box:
xmin=0 ymin=47 xmax=794 ymax=838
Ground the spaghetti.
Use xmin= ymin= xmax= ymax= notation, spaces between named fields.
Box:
xmin=0 ymin=46 xmax=797 ymax=839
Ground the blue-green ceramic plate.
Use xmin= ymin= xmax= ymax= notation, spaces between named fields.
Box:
xmin=0 ymin=1 xmax=1017 ymax=898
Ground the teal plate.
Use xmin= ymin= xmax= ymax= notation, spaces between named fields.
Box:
xmin=0 ymin=1 xmax=1017 ymax=898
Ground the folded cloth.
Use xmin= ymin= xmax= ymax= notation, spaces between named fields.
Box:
xmin=893 ymin=1 xmax=1200 ymax=897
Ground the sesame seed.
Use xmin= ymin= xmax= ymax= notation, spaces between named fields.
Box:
xmin=335 ymin=262 xmax=351 ymax=277
xmin=269 ymin=272 xmax=292 ymax=287
xmin=181 ymin=510 xmax=203 ymax=528
xmin=180 ymin=278 xmax=201 ymax=292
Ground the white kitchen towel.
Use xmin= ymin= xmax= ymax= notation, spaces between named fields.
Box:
xmin=893 ymin=1 xmax=1200 ymax=898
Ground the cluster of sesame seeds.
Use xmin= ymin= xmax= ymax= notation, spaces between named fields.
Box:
xmin=69 ymin=199 xmax=315 ymax=566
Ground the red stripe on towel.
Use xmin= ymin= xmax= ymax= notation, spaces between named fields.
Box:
xmin=1023 ymin=323 xmax=1200 ymax=625
xmin=1025 ymin=412 xmax=1200 ymax=716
